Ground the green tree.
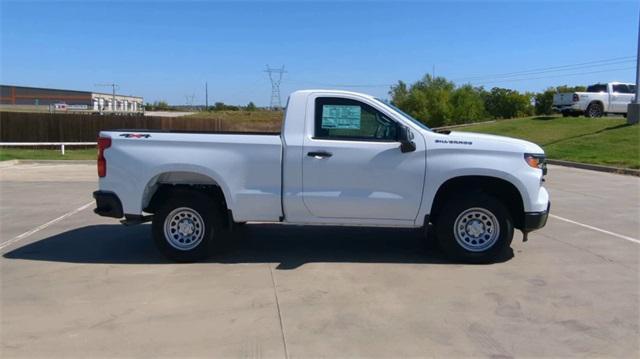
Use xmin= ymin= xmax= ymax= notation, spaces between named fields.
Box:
xmin=390 ymin=75 xmax=454 ymax=127
xmin=389 ymin=81 xmax=409 ymax=107
xmin=450 ymin=84 xmax=487 ymax=124
xmin=246 ymin=102 xmax=257 ymax=111
xmin=484 ymin=88 xmax=533 ymax=119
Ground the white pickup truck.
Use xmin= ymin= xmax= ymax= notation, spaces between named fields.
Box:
xmin=552 ymin=82 xmax=636 ymax=117
xmin=94 ymin=90 xmax=550 ymax=263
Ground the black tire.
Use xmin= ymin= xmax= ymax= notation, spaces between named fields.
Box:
xmin=435 ymin=194 xmax=514 ymax=264
xmin=152 ymin=188 xmax=225 ymax=262
xmin=585 ymin=102 xmax=603 ymax=118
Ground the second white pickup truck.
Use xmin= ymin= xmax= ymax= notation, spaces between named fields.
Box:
xmin=552 ymin=82 xmax=636 ymax=117
xmin=94 ymin=90 xmax=550 ymax=263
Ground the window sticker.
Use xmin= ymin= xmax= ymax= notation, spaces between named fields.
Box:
xmin=321 ymin=105 xmax=361 ymax=129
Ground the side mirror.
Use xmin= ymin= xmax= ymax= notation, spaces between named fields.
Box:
xmin=398 ymin=126 xmax=416 ymax=153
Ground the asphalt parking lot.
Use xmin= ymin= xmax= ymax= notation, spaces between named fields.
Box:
xmin=1 ymin=162 xmax=638 ymax=358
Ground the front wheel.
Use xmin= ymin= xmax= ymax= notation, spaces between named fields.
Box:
xmin=435 ymin=194 xmax=514 ymax=264
xmin=152 ymin=189 xmax=224 ymax=262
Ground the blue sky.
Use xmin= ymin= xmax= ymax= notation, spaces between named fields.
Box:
xmin=1 ymin=0 xmax=638 ymax=106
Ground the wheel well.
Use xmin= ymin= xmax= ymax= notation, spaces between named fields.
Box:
xmin=145 ymin=183 xmax=228 ymax=213
xmin=430 ymin=176 xmax=525 ymax=229
xmin=588 ymin=100 xmax=604 ymax=109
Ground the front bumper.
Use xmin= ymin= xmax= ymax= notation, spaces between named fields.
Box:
xmin=523 ymin=202 xmax=550 ymax=232
xmin=93 ymin=191 xmax=123 ymax=218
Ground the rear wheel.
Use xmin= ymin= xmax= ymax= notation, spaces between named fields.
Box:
xmin=586 ymin=102 xmax=604 ymax=118
xmin=435 ymin=194 xmax=513 ymax=264
xmin=152 ymin=189 xmax=225 ymax=262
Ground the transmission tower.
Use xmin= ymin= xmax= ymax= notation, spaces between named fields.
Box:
xmin=185 ymin=93 xmax=196 ymax=109
xmin=265 ymin=65 xmax=286 ymax=110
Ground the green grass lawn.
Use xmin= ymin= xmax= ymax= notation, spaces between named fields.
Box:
xmin=458 ymin=116 xmax=640 ymax=169
xmin=0 ymin=148 xmax=96 ymax=161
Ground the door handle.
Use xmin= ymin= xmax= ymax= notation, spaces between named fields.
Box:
xmin=307 ymin=151 xmax=333 ymax=159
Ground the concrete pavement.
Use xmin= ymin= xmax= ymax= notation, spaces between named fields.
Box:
xmin=1 ymin=163 xmax=638 ymax=358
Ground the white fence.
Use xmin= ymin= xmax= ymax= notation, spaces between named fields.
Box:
xmin=0 ymin=142 xmax=97 ymax=155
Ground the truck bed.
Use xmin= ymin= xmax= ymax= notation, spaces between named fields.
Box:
xmin=99 ymin=130 xmax=284 ymax=222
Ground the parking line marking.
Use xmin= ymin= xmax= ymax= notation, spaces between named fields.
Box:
xmin=549 ymin=214 xmax=640 ymax=245
xmin=0 ymin=201 xmax=94 ymax=252
xmin=268 ymin=264 xmax=289 ymax=359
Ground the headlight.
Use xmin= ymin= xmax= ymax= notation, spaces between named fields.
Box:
xmin=524 ymin=153 xmax=547 ymax=175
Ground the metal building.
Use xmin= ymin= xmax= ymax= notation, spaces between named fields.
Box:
xmin=0 ymin=85 xmax=144 ymax=114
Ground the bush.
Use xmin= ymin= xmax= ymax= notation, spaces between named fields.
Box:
xmin=534 ymin=85 xmax=588 ymax=115
xmin=534 ymin=88 xmax=556 ymax=115
xmin=144 ymin=101 xmax=171 ymax=111
xmin=484 ymin=87 xmax=534 ymax=119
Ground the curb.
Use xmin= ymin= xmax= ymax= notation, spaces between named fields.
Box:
xmin=547 ymin=159 xmax=640 ymax=177
xmin=0 ymin=159 xmax=19 ymax=168
xmin=0 ymin=159 xmax=95 ymax=166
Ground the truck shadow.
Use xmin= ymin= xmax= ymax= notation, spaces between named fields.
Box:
xmin=3 ymin=223 xmax=513 ymax=268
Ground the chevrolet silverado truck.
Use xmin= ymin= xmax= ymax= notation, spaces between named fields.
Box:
xmin=94 ymin=90 xmax=550 ymax=263
xmin=552 ymin=82 xmax=636 ymax=117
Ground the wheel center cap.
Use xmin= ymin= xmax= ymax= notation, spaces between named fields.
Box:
xmin=178 ymin=220 xmax=194 ymax=236
xmin=466 ymin=220 xmax=485 ymax=237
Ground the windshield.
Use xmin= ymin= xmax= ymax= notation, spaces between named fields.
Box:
xmin=374 ymin=98 xmax=431 ymax=131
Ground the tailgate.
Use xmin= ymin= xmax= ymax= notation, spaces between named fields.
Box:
xmin=553 ymin=93 xmax=574 ymax=106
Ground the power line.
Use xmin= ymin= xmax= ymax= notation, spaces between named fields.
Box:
xmin=280 ymin=56 xmax=637 ymax=90
xmin=470 ymin=66 xmax=636 ymax=86
xmin=452 ymin=56 xmax=636 ymax=82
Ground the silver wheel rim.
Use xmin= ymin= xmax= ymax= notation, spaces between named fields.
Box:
xmin=453 ymin=207 xmax=500 ymax=252
xmin=588 ymin=105 xmax=600 ymax=117
xmin=163 ymin=207 xmax=205 ymax=251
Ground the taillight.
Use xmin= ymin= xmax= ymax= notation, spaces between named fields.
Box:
xmin=97 ymin=137 xmax=111 ymax=177
xmin=572 ymin=93 xmax=579 ymax=102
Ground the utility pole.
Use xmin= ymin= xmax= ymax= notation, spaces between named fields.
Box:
xmin=628 ymin=9 xmax=640 ymax=124
xmin=205 ymin=82 xmax=209 ymax=109
xmin=95 ymin=83 xmax=119 ymax=112
xmin=265 ymin=65 xmax=286 ymax=110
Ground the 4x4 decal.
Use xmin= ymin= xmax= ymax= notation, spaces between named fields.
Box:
xmin=119 ymin=133 xmax=151 ymax=139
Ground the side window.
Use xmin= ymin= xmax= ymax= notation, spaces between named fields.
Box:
xmin=314 ymin=97 xmax=398 ymax=141
xmin=613 ymin=84 xmax=630 ymax=93
xmin=587 ymin=84 xmax=607 ymax=93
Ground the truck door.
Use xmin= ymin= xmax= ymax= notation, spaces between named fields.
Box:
xmin=610 ymin=84 xmax=635 ymax=113
xmin=301 ymin=96 xmax=425 ymax=221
